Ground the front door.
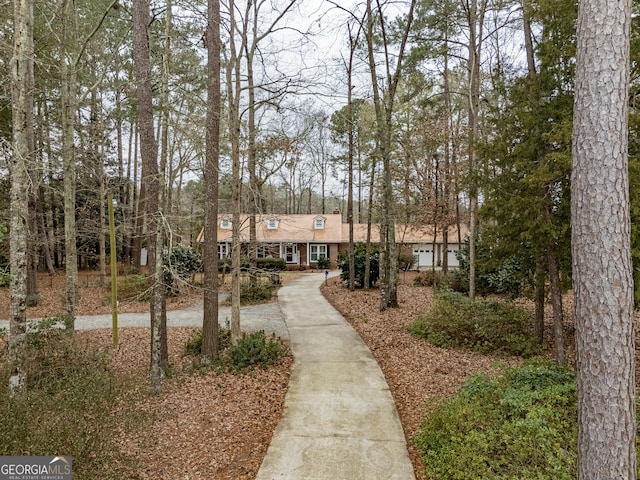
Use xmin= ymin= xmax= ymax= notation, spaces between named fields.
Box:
xmin=284 ymin=244 xmax=299 ymax=264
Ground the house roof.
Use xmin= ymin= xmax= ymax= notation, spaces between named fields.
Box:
xmin=197 ymin=214 xmax=468 ymax=245
xmin=344 ymin=223 xmax=468 ymax=244
xmin=197 ymin=214 xmax=344 ymax=243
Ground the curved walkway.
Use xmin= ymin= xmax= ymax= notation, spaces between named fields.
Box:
xmin=256 ymin=272 xmax=416 ymax=480
xmin=1 ymin=272 xmax=416 ymax=479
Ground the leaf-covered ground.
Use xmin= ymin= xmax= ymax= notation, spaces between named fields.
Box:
xmin=6 ymin=271 xmax=636 ymax=480
xmin=321 ymin=274 xmax=522 ymax=479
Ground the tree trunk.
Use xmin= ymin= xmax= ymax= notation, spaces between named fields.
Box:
xmin=9 ymin=0 xmax=33 ymax=392
xmin=202 ymin=0 xmax=221 ymax=360
xmin=347 ymin=26 xmax=357 ymax=291
xmin=227 ymin=0 xmax=242 ymax=343
xmin=464 ymin=0 xmax=484 ymax=301
xmin=533 ymin=255 xmax=545 ymax=343
xmin=365 ymin=0 xmax=416 ymax=309
xmin=572 ymin=0 xmax=636 ymax=477
xmin=364 ymin=159 xmax=375 ymax=290
xmin=61 ymin=0 xmax=78 ymax=321
xmin=132 ymin=0 xmax=163 ymax=393
xmin=547 ymin=245 xmax=564 ymax=365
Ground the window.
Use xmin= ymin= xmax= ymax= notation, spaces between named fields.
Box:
xmin=267 ymin=217 xmax=279 ymax=229
xmin=220 ymin=217 xmax=231 ymax=229
xmin=314 ymin=216 xmax=325 ymax=229
xmin=218 ymin=243 xmax=228 ymax=259
xmin=310 ymin=244 xmax=327 ymax=262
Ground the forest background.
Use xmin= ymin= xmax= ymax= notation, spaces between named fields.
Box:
xmin=1 ymin=0 xmax=639 ymax=380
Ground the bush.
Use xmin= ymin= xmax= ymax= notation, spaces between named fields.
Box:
xmin=184 ymin=329 xmax=288 ymax=373
xmin=408 ymin=289 xmax=542 ymax=357
xmin=116 ymin=274 xmax=151 ymax=301
xmin=26 ymin=292 xmax=40 ymax=307
xmin=453 ymin=237 xmax=533 ymax=297
xmin=239 ymin=281 xmax=274 ymax=304
xmin=413 ymin=360 xmax=578 ymax=480
xmin=398 ymin=252 xmax=415 ymax=271
xmin=337 ymin=242 xmax=380 ymax=288
xmin=256 ymin=257 xmax=286 ymax=271
xmin=315 ymin=256 xmax=331 ymax=270
xmin=164 ymin=244 xmax=202 ymax=295
xmin=227 ymin=331 xmax=288 ymax=372
xmin=413 ymin=270 xmax=445 ymax=287
xmin=0 ymin=326 xmax=142 ymax=478
xmin=183 ymin=328 xmax=232 ymax=356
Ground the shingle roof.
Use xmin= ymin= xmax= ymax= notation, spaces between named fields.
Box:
xmin=197 ymin=214 xmax=468 ymax=244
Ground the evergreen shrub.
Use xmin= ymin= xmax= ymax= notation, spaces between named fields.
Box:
xmin=413 ymin=360 xmax=578 ymax=480
xmin=116 ymin=274 xmax=151 ymax=301
xmin=315 ymin=257 xmax=331 ymax=269
xmin=408 ymin=289 xmax=542 ymax=357
xmin=164 ymin=244 xmax=202 ymax=295
xmin=183 ymin=329 xmax=288 ymax=373
xmin=256 ymin=257 xmax=286 ymax=271
xmin=227 ymin=331 xmax=288 ymax=372
xmin=239 ymin=281 xmax=274 ymax=304
xmin=337 ymin=242 xmax=380 ymax=288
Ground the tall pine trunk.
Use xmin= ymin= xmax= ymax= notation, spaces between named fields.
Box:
xmin=572 ymin=0 xmax=636 ymax=476
xmin=202 ymin=0 xmax=221 ymax=360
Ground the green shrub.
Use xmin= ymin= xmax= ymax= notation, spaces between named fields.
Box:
xmin=164 ymin=244 xmax=202 ymax=295
xmin=337 ymin=242 xmax=380 ymax=288
xmin=256 ymin=257 xmax=286 ymax=271
xmin=183 ymin=328 xmax=232 ymax=356
xmin=116 ymin=274 xmax=151 ymax=301
xmin=0 ymin=327 xmax=143 ymax=479
xmin=413 ymin=270 xmax=445 ymax=287
xmin=315 ymin=256 xmax=331 ymax=269
xmin=184 ymin=329 xmax=288 ymax=374
xmin=398 ymin=252 xmax=415 ymax=271
xmin=413 ymin=360 xmax=577 ymax=480
xmin=408 ymin=289 xmax=542 ymax=357
xmin=227 ymin=330 xmax=288 ymax=372
xmin=453 ymin=237 xmax=535 ymax=297
xmin=239 ymin=281 xmax=274 ymax=304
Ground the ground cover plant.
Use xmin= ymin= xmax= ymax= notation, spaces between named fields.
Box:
xmin=413 ymin=359 xmax=578 ymax=479
xmin=408 ymin=289 xmax=542 ymax=357
xmin=183 ymin=328 xmax=289 ymax=373
xmin=0 ymin=323 xmax=146 ymax=479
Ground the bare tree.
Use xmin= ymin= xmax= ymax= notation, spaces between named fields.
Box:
xmin=364 ymin=0 xmax=417 ymax=310
xmin=572 ymin=0 xmax=635 ymax=477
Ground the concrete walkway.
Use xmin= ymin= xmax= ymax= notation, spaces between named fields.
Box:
xmin=255 ymin=272 xmax=416 ymax=480
xmin=1 ymin=272 xmax=416 ymax=479
xmin=0 ymin=297 xmax=289 ymax=340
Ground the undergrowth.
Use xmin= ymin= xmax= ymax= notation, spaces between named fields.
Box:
xmin=414 ymin=359 xmax=578 ymax=480
xmin=184 ymin=328 xmax=288 ymax=373
xmin=0 ymin=323 xmax=147 ymax=479
xmin=239 ymin=281 xmax=275 ymax=304
xmin=408 ymin=289 xmax=541 ymax=357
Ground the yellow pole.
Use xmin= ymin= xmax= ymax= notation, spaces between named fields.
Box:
xmin=108 ymin=192 xmax=118 ymax=345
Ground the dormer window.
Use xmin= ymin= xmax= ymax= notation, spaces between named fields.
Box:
xmin=220 ymin=217 xmax=231 ymax=229
xmin=314 ymin=216 xmax=325 ymax=230
xmin=267 ymin=217 xmax=279 ymax=230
